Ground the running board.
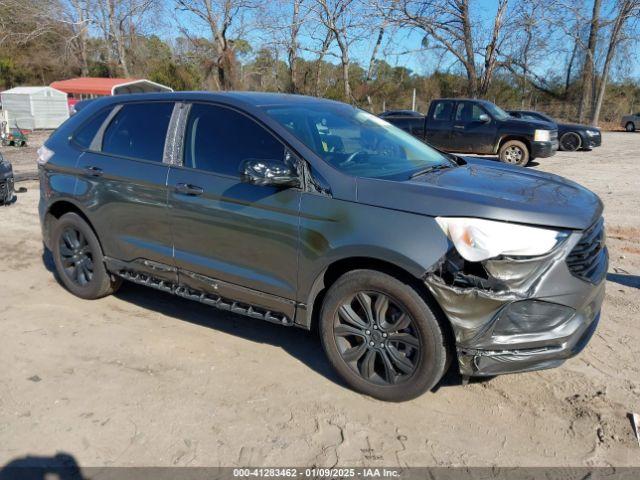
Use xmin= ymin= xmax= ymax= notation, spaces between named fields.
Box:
xmin=115 ymin=269 xmax=294 ymax=327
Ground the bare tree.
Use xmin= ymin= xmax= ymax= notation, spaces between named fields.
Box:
xmin=395 ymin=0 xmax=510 ymax=97
xmin=577 ymin=0 xmax=602 ymax=122
xmin=591 ymin=0 xmax=640 ymax=125
xmin=0 ymin=0 xmax=61 ymax=46
xmin=175 ymin=0 xmax=255 ymax=90
xmin=311 ymin=0 xmax=364 ymax=100
xmin=258 ymin=0 xmax=310 ymax=93
xmin=91 ymin=0 xmax=157 ymax=77
xmin=58 ymin=0 xmax=93 ymax=76
xmin=479 ymin=0 xmax=508 ymax=95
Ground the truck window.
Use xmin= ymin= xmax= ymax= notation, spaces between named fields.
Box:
xmin=432 ymin=102 xmax=454 ymax=122
xmin=455 ymin=102 xmax=485 ymax=122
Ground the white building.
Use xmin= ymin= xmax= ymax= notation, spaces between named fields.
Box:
xmin=0 ymin=86 xmax=69 ymax=130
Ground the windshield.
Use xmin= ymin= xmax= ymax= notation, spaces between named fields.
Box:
xmin=483 ymin=102 xmax=510 ymax=121
xmin=262 ymin=103 xmax=452 ymax=179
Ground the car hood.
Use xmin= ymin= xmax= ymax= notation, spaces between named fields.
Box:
xmin=356 ymin=158 xmax=602 ymax=230
xmin=503 ymin=117 xmax=555 ymax=130
xmin=559 ymin=122 xmax=598 ymax=131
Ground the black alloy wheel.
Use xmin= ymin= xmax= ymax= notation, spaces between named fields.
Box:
xmin=333 ymin=291 xmax=420 ymax=386
xmin=319 ymin=269 xmax=448 ymax=401
xmin=560 ymin=132 xmax=581 ymax=151
xmin=59 ymin=226 xmax=94 ymax=286
xmin=51 ymin=212 xmax=121 ymax=299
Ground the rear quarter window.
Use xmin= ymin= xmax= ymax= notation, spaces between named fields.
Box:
xmin=73 ymin=108 xmax=113 ymax=149
xmin=101 ymin=102 xmax=174 ymax=162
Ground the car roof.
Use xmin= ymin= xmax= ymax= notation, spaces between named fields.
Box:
xmin=380 ymin=110 xmax=423 ymax=117
xmin=89 ymin=91 xmax=348 ymax=109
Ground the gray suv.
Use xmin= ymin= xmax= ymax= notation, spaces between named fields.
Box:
xmin=38 ymin=92 xmax=607 ymax=401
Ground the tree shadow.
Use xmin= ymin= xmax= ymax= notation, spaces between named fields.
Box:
xmin=607 ymin=273 xmax=640 ymax=289
xmin=0 ymin=452 xmax=83 ymax=480
xmin=113 ymin=281 xmax=343 ymax=387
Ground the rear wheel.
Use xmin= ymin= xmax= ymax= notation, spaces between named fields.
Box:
xmin=51 ymin=212 xmax=121 ymax=299
xmin=319 ymin=270 xmax=448 ymax=402
xmin=560 ymin=132 xmax=581 ymax=151
xmin=498 ymin=140 xmax=529 ymax=166
xmin=626 ymin=122 xmax=636 ymax=132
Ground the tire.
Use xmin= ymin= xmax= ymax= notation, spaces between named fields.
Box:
xmin=319 ymin=269 xmax=448 ymax=402
xmin=498 ymin=140 xmax=529 ymax=166
xmin=51 ymin=212 xmax=121 ymax=299
xmin=626 ymin=122 xmax=636 ymax=132
xmin=559 ymin=132 xmax=582 ymax=151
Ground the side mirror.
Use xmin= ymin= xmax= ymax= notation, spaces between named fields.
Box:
xmin=240 ymin=158 xmax=300 ymax=188
xmin=478 ymin=113 xmax=490 ymax=123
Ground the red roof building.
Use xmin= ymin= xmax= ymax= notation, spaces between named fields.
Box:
xmin=50 ymin=77 xmax=173 ymax=99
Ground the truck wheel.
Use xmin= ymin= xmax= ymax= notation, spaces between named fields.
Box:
xmin=51 ymin=212 xmax=121 ymax=299
xmin=626 ymin=122 xmax=636 ymax=132
xmin=560 ymin=132 xmax=581 ymax=151
xmin=498 ymin=140 xmax=529 ymax=166
xmin=319 ymin=269 xmax=448 ymax=402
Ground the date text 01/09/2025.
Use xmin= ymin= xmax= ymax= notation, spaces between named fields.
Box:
xmin=232 ymin=468 xmax=401 ymax=478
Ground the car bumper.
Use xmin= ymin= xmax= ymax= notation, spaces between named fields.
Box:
xmin=531 ymin=140 xmax=557 ymax=158
xmin=584 ymin=134 xmax=602 ymax=149
xmin=425 ymin=220 xmax=607 ymax=377
xmin=0 ymin=163 xmax=15 ymax=204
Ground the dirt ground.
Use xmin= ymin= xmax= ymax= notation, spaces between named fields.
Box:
xmin=0 ymin=132 xmax=639 ymax=468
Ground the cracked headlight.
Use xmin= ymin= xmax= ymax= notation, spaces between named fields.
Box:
xmin=533 ymin=129 xmax=551 ymax=142
xmin=436 ymin=217 xmax=568 ymax=262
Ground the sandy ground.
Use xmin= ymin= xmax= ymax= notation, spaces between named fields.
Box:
xmin=0 ymin=132 xmax=639 ymax=468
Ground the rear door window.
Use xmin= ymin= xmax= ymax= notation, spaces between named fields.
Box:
xmin=183 ymin=103 xmax=285 ymax=177
xmin=432 ymin=102 xmax=454 ymax=122
xmin=102 ymin=102 xmax=174 ymax=162
xmin=73 ymin=108 xmax=113 ymax=148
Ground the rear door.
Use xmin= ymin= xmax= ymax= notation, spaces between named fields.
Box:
xmin=425 ymin=101 xmax=454 ymax=149
xmin=451 ymin=101 xmax=497 ymax=154
xmin=74 ymin=101 xmax=175 ymax=279
xmin=166 ymin=103 xmax=301 ymax=316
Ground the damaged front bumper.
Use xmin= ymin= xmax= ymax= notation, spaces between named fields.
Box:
xmin=0 ymin=157 xmax=15 ymax=205
xmin=425 ymin=219 xmax=607 ymax=377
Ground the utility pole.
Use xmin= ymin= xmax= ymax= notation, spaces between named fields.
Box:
xmin=412 ymin=89 xmax=416 ymax=111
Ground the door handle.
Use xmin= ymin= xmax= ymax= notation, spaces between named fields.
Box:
xmin=175 ymin=183 xmax=204 ymax=196
xmin=453 ymin=125 xmax=465 ymax=130
xmin=84 ymin=166 xmax=103 ymax=177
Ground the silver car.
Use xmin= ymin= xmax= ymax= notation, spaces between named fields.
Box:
xmin=622 ymin=113 xmax=640 ymax=132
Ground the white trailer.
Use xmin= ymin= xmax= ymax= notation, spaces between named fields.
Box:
xmin=0 ymin=86 xmax=69 ymax=130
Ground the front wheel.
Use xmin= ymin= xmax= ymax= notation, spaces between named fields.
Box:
xmin=626 ymin=122 xmax=636 ymax=132
xmin=319 ymin=270 xmax=448 ymax=402
xmin=560 ymin=132 xmax=582 ymax=151
xmin=51 ymin=212 xmax=121 ymax=299
xmin=498 ymin=140 xmax=529 ymax=166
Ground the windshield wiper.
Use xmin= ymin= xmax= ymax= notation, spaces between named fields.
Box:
xmin=409 ymin=163 xmax=453 ymax=179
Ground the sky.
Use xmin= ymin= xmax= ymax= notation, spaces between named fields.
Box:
xmin=167 ymin=0 xmax=640 ymax=82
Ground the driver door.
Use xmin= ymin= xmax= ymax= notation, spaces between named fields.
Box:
xmin=166 ymin=103 xmax=301 ymax=315
xmin=451 ymin=101 xmax=497 ymax=154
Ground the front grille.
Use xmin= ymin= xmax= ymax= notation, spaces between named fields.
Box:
xmin=550 ymin=130 xmax=558 ymax=142
xmin=567 ymin=218 xmax=607 ymax=283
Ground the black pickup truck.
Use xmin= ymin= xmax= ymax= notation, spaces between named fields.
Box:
xmin=382 ymin=98 xmax=558 ymax=166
